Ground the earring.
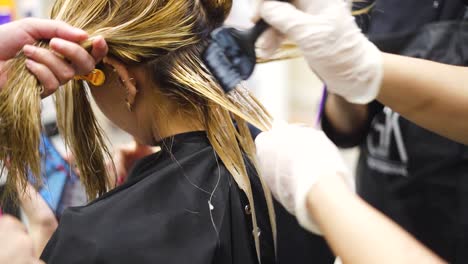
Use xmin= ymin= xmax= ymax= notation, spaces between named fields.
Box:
xmin=126 ymin=101 xmax=133 ymax=112
xmin=124 ymin=87 xmax=133 ymax=112
xmin=121 ymin=78 xmax=134 ymax=84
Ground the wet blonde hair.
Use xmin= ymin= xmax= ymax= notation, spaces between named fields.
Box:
xmin=0 ymin=0 xmax=276 ymax=259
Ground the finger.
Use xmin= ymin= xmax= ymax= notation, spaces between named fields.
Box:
xmin=250 ymin=0 xmax=264 ymax=22
xmin=49 ymin=38 xmax=95 ymax=75
xmin=25 ymin=59 xmax=60 ymax=98
xmin=254 ymin=131 xmax=272 ymax=154
xmin=90 ymin=36 xmax=108 ymax=64
xmin=21 ymin=18 xmax=88 ymax=43
xmin=23 ymin=45 xmax=75 ymax=85
xmin=256 ymin=28 xmax=284 ymax=58
xmin=260 ymin=1 xmax=310 ymax=36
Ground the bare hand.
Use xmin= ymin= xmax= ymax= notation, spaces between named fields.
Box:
xmin=0 ymin=18 xmax=108 ymax=97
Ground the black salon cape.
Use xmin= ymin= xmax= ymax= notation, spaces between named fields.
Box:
xmin=41 ymin=132 xmax=276 ymax=264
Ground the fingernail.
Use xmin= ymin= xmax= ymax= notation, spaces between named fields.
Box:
xmin=94 ymin=35 xmax=103 ymax=40
xmin=96 ymin=37 xmax=106 ymax=48
xmin=91 ymin=35 xmax=105 ymax=45
xmin=50 ymin=38 xmax=64 ymax=50
xmin=23 ymin=45 xmax=35 ymax=57
xmin=73 ymin=28 xmax=88 ymax=37
xmin=25 ymin=59 xmax=34 ymax=69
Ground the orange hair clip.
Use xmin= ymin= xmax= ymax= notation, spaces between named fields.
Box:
xmin=75 ymin=69 xmax=106 ymax=86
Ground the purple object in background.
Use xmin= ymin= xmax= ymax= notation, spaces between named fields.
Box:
xmin=0 ymin=14 xmax=11 ymax=24
xmin=316 ymin=86 xmax=327 ymax=127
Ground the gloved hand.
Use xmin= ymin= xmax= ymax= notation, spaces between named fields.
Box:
xmin=255 ymin=122 xmax=354 ymax=234
xmin=256 ymin=0 xmax=383 ymax=104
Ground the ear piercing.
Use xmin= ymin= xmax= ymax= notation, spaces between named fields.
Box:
xmin=109 ymin=66 xmax=135 ymax=112
xmin=125 ymin=101 xmax=133 ymax=112
xmin=121 ymin=78 xmax=135 ymax=112
xmin=120 ymin=78 xmax=134 ymax=84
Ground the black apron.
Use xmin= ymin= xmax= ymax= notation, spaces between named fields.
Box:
xmin=323 ymin=1 xmax=468 ymax=263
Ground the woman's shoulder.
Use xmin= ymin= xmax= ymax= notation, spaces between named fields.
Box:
xmin=84 ymin=139 xmax=235 ymax=216
xmin=42 ymin=132 xmax=241 ymax=262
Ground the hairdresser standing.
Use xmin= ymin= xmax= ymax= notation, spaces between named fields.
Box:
xmin=0 ymin=17 xmax=107 ymax=263
xmin=255 ymin=122 xmax=446 ymax=263
xmin=252 ymin=0 xmax=468 ymax=262
xmin=320 ymin=1 xmax=468 ymax=262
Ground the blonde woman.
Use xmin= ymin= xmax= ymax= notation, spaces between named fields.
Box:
xmin=0 ymin=0 xmax=305 ymax=263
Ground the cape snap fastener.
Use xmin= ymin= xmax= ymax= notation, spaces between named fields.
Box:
xmin=252 ymin=227 xmax=261 ymax=237
xmin=245 ymin=205 xmax=251 ymax=215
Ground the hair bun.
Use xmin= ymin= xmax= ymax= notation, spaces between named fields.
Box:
xmin=200 ymin=0 xmax=232 ymax=26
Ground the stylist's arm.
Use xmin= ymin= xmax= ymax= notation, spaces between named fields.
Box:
xmin=0 ymin=17 xmax=108 ymax=97
xmin=259 ymin=0 xmax=468 ymax=145
xmin=255 ymin=123 xmax=446 ymax=264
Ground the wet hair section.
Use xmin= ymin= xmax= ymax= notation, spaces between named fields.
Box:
xmin=0 ymin=0 xmax=276 ymax=259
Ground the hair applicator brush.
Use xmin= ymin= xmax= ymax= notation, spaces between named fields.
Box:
xmin=203 ymin=1 xmax=286 ymax=93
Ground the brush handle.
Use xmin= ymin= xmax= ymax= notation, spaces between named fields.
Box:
xmin=248 ymin=19 xmax=270 ymax=42
xmin=246 ymin=0 xmax=289 ymax=44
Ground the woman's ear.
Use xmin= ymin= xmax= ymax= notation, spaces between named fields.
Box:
xmin=102 ymin=56 xmax=138 ymax=111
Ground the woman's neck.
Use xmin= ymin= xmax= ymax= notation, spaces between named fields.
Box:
xmin=135 ymin=70 xmax=205 ymax=144
xmin=152 ymin=109 xmax=205 ymax=142
xmin=148 ymin=95 xmax=205 ymax=144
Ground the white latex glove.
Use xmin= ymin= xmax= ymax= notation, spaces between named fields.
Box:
xmin=255 ymin=122 xmax=354 ymax=234
xmin=256 ymin=0 xmax=383 ymax=104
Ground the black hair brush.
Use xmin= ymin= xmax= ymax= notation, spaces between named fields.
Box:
xmin=203 ymin=1 xmax=286 ymax=93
